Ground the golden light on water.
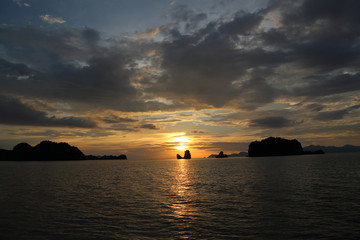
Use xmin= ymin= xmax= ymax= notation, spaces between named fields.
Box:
xmin=173 ymin=136 xmax=189 ymax=151
xmin=170 ymin=159 xmax=198 ymax=219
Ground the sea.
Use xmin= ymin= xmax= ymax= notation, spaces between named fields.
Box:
xmin=0 ymin=153 xmax=359 ymax=240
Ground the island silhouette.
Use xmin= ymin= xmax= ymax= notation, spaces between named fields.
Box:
xmin=2 ymin=137 xmax=358 ymax=161
xmin=177 ymin=150 xmax=191 ymax=159
xmin=208 ymin=152 xmax=247 ymax=158
xmin=215 ymin=151 xmax=228 ymax=158
xmin=248 ymin=137 xmax=324 ymax=157
xmin=0 ymin=140 xmax=127 ymax=161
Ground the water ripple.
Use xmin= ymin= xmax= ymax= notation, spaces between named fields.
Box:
xmin=0 ymin=154 xmax=360 ymax=239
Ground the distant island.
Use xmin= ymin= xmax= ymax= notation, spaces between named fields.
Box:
xmin=216 ymin=151 xmax=228 ymax=158
xmin=248 ymin=137 xmax=324 ymax=157
xmin=208 ymin=152 xmax=247 ymax=158
xmin=177 ymin=150 xmax=191 ymax=159
xmin=208 ymin=151 xmax=229 ymax=158
xmin=303 ymin=145 xmax=360 ymax=154
xmin=0 ymin=141 xmax=127 ymax=161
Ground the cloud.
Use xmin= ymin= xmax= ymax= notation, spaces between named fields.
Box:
xmin=12 ymin=0 xmax=29 ymax=7
xmin=82 ymin=27 xmax=100 ymax=45
xmin=170 ymin=4 xmax=207 ymax=31
xmin=314 ymin=110 xmax=349 ymax=121
xmin=304 ymin=103 xmax=324 ymax=112
xmin=152 ymin=9 xmax=287 ymax=109
xmin=249 ymin=116 xmax=298 ymax=128
xmin=140 ymin=124 xmax=160 ymax=130
xmin=102 ymin=114 xmax=138 ymax=124
xmin=1 ymin=0 xmax=360 ymax=120
xmin=129 ymin=26 xmax=167 ymax=40
xmin=147 ymin=0 xmax=360 ymax=111
xmin=0 ymin=27 xmax=138 ymax=110
xmin=314 ymin=105 xmax=360 ymax=121
xmin=40 ymin=14 xmax=66 ymax=24
xmin=107 ymin=124 xmax=137 ymax=132
xmin=292 ymin=73 xmax=360 ymax=98
xmin=9 ymin=129 xmax=114 ymax=138
xmin=0 ymin=26 xmax=190 ymax=113
xmin=0 ymin=26 xmax=101 ymax=70
xmin=0 ymin=95 xmax=96 ymax=128
xmin=206 ymin=142 xmax=249 ymax=152
xmin=190 ymin=130 xmax=205 ymax=134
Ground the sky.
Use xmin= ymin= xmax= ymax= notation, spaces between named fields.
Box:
xmin=0 ymin=0 xmax=360 ymax=159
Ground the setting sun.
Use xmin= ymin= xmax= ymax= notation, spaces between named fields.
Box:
xmin=173 ymin=136 xmax=189 ymax=151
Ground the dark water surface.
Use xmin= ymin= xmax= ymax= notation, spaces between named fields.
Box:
xmin=1 ymin=153 xmax=359 ymax=239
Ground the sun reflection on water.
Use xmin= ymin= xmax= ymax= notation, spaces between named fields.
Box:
xmin=171 ymin=159 xmax=198 ymax=220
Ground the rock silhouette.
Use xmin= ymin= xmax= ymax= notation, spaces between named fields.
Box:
xmin=248 ymin=137 xmax=303 ymax=157
xmin=184 ymin=150 xmax=191 ymax=159
xmin=208 ymin=152 xmax=247 ymax=158
xmin=0 ymin=141 xmax=128 ymax=161
xmin=177 ymin=150 xmax=191 ymax=159
xmin=0 ymin=140 xmax=85 ymax=160
xmin=215 ymin=151 xmax=228 ymax=158
xmin=13 ymin=142 xmax=36 ymax=160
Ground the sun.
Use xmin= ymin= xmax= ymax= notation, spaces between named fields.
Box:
xmin=173 ymin=136 xmax=189 ymax=151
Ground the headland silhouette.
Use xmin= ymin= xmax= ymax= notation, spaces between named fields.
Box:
xmin=0 ymin=140 xmax=127 ymax=161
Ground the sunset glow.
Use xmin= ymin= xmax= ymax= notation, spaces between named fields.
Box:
xmin=0 ymin=0 xmax=359 ymax=159
xmin=173 ymin=136 xmax=190 ymax=151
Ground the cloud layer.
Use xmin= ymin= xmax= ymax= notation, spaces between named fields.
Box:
xmin=0 ymin=0 xmax=360 ymax=157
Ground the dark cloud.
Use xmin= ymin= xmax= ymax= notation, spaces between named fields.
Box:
xmin=315 ymin=110 xmax=349 ymax=121
xmin=0 ymin=53 xmax=137 ymax=110
xmin=218 ymin=10 xmax=263 ymax=36
xmin=0 ymin=25 xmax=147 ymax=112
xmin=304 ymin=103 xmax=324 ymax=112
xmin=249 ymin=116 xmax=298 ymax=128
xmin=190 ymin=130 xmax=205 ymax=134
xmin=156 ymin=28 xmax=283 ymax=108
xmin=101 ymin=114 xmax=138 ymax=124
xmin=206 ymin=142 xmax=249 ymax=151
xmin=82 ymin=27 xmax=100 ymax=46
xmin=153 ymin=6 xmax=290 ymax=109
xmin=275 ymin=0 xmax=360 ymax=71
xmin=1 ymin=0 xmax=360 ymax=117
xmin=108 ymin=124 xmax=137 ymax=132
xmin=154 ymin=0 xmax=360 ymax=111
xmin=9 ymin=129 xmax=115 ymax=138
xmin=0 ymin=25 xmax=95 ymax=70
xmin=314 ymin=105 xmax=360 ymax=121
xmin=139 ymin=123 xmax=160 ymax=130
xmin=0 ymin=95 xmax=96 ymax=128
xmin=292 ymin=73 xmax=360 ymax=98
xmin=170 ymin=4 xmax=207 ymax=31
xmin=141 ymin=116 xmax=181 ymax=123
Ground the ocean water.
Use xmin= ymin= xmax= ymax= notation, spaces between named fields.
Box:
xmin=0 ymin=153 xmax=359 ymax=240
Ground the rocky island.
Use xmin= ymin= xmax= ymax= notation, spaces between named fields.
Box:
xmin=177 ymin=150 xmax=191 ymax=159
xmin=215 ymin=151 xmax=228 ymax=158
xmin=248 ymin=137 xmax=324 ymax=157
xmin=0 ymin=141 xmax=127 ymax=161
